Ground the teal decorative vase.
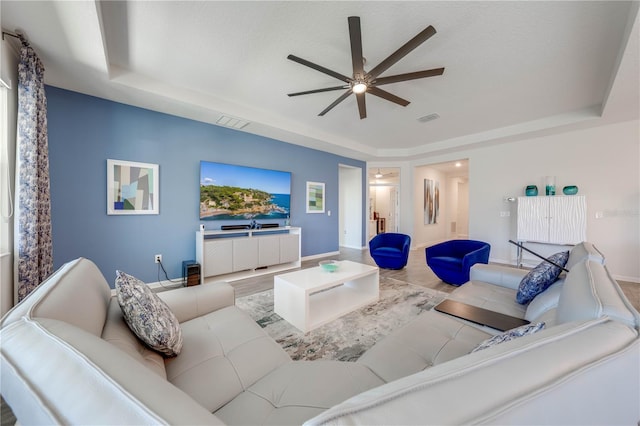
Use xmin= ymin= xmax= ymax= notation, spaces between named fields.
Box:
xmin=545 ymin=176 xmax=556 ymax=196
xmin=563 ymin=185 xmax=578 ymax=195
xmin=525 ymin=185 xmax=538 ymax=196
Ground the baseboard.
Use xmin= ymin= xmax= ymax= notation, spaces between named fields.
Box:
xmin=110 ymin=279 xmax=184 ymax=296
xmin=340 ymin=244 xmax=366 ymax=250
xmin=302 ymin=251 xmax=341 ymax=261
xmin=612 ymin=274 xmax=640 ymax=284
xmin=414 ymin=238 xmax=450 ymax=250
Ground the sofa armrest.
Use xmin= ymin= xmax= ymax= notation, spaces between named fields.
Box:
xmin=469 ymin=264 xmax=528 ymax=290
xmin=157 ymin=282 xmax=235 ymax=323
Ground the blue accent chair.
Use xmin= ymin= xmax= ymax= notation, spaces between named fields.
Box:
xmin=369 ymin=233 xmax=412 ymax=270
xmin=425 ymin=240 xmax=491 ymax=286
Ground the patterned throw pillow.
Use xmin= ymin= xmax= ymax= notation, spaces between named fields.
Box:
xmin=471 ymin=322 xmax=545 ymax=353
xmin=115 ymin=270 xmax=183 ymax=357
xmin=516 ymin=251 xmax=569 ymax=305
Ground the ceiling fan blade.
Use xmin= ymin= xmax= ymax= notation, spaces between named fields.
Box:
xmin=367 ymin=25 xmax=437 ymax=79
xmin=287 ymin=54 xmax=352 ymax=83
xmin=348 ymin=16 xmax=365 ymax=78
xmin=356 ymin=92 xmax=367 ymax=119
xmin=319 ymin=90 xmax=352 ymax=116
xmin=288 ymin=85 xmax=349 ymax=97
xmin=368 ymin=86 xmax=410 ymax=107
xmin=373 ymin=67 xmax=445 ymax=86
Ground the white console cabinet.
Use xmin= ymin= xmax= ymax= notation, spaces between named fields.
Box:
xmin=516 ymin=196 xmax=586 ymax=266
xmin=196 ymin=227 xmax=301 ymax=283
xmin=517 ymin=196 xmax=586 ymax=244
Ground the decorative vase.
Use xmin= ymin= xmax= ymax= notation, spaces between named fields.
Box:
xmin=545 ymin=176 xmax=556 ymax=196
xmin=525 ymin=185 xmax=538 ymax=196
xmin=563 ymin=185 xmax=578 ymax=195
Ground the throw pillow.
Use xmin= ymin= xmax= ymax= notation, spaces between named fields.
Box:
xmin=516 ymin=251 xmax=569 ymax=305
xmin=115 ymin=270 xmax=183 ymax=357
xmin=471 ymin=322 xmax=545 ymax=353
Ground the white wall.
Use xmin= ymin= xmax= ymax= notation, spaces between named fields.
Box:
xmin=413 ymin=166 xmax=448 ymax=247
xmin=468 ymin=120 xmax=639 ymax=281
xmin=445 ymin=176 xmax=459 ymax=238
xmin=457 ymin=180 xmax=469 ymax=237
xmin=338 ymin=165 xmax=362 ymax=249
xmin=400 ymin=119 xmax=639 ymax=281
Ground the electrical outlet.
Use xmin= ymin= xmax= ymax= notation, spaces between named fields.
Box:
xmin=154 ymin=254 xmax=162 ymax=264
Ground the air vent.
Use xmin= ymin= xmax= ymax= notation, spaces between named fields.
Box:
xmin=216 ymin=115 xmax=250 ymax=129
xmin=417 ymin=113 xmax=440 ymax=123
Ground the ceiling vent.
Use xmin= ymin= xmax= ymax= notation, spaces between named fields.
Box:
xmin=216 ymin=115 xmax=250 ymax=129
xmin=417 ymin=113 xmax=440 ymax=123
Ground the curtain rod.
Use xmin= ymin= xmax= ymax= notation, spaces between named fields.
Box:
xmin=2 ymin=31 xmax=21 ymax=41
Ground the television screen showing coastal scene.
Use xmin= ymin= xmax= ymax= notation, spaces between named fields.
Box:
xmin=200 ymin=161 xmax=291 ymax=220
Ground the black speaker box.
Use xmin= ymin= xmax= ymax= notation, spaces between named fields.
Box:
xmin=182 ymin=260 xmax=201 ymax=286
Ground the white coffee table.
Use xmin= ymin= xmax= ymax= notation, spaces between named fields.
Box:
xmin=274 ymin=260 xmax=379 ymax=333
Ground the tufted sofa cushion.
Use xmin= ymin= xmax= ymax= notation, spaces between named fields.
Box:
xmin=215 ymin=361 xmax=384 ymax=425
xmin=357 ymin=310 xmax=492 ymax=382
xmin=101 ymin=298 xmax=167 ymax=379
xmin=165 ymin=305 xmax=291 ymax=413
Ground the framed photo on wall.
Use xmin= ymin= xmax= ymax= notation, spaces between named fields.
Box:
xmin=306 ymin=181 xmax=325 ymax=214
xmin=424 ymin=178 xmax=439 ymax=224
xmin=107 ymin=159 xmax=159 ymax=215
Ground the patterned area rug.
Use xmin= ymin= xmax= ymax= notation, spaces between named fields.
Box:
xmin=236 ymin=277 xmax=447 ymax=362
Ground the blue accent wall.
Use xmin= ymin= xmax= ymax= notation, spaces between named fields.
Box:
xmin=46 ymin=87 xmax=366 ymax=286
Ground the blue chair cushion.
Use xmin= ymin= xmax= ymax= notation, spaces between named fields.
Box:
xmin=516 ymin=251 xmax=569 ymax=305
xmin=428 ymin=256 xmax=463 ymax=270
xmin=372 ymin=247 xmax=402 ymax=256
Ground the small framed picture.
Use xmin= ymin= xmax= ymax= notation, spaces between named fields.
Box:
xmin=306 ymin=181 xmax=325 ymax=214
xmin=107 ymin=159 xmax=159 ymax=215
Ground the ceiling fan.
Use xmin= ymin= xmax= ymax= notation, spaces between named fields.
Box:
xmin=373 ymin=168 xmax=398 ymax=179
xmin=287 ymin=16 xmax=445 ymax=119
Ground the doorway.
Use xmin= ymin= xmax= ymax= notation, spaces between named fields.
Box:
xmin=414 ymin=160 xmax=469 ymax=246
xmin=338 ymin=165 xmax=363 ymax=249
xmin=368 ymin=167 xmax=400 ymax=239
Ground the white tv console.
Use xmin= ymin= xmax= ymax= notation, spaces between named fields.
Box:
xmin=195 ymin=227 xmax=301 ymax=283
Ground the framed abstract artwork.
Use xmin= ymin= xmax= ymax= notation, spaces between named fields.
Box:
xmin=424 ymin=178 xmax=439 ymax=224
xmin=107 ymin=159 xmax=159 ymax=215
xmin=306 ymin=181 xmax=325 ymax=213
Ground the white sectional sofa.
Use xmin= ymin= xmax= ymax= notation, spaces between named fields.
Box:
xmin=1 ymin=242 xmax=638 ymax=425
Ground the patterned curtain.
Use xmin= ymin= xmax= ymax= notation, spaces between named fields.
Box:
xmin=15 ymin=35 xmax=52 ymax=301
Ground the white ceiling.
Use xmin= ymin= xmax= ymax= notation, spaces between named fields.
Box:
xmin=2 ymin=1 xmax=639 ymax=161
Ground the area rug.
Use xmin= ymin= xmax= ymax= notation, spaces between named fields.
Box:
xmin=235 ymin=277 xmax=447 ymax=362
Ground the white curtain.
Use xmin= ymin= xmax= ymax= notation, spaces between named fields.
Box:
xmin=15 ymin=35 xmax=52 ymax=301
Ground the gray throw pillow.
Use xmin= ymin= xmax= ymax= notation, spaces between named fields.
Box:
xmin=115 ymin=270 xmax=183 ymax=357
xmin=471 ymin=322 xmax=545 ymax=353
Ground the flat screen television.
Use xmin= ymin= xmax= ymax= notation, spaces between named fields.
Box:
xmin=200 ymin=161 xmax=291 ymax=221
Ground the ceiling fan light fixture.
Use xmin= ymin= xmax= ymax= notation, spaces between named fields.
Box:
xmin=375 ymin=169 xmax=383 ymax=178
xmin=352 ymin=81 xmax=368 ymax=94
xmin=287 ymin=17 xmax=444 ymax=119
